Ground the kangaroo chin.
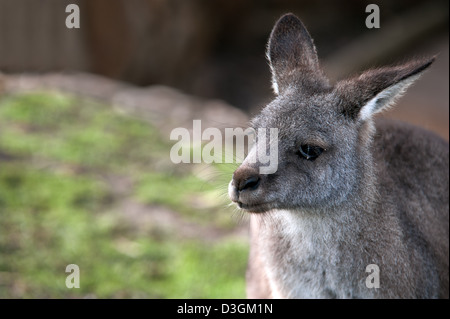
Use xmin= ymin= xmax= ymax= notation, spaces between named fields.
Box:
xmin=228 ymin=180 xmax=277 ymax=213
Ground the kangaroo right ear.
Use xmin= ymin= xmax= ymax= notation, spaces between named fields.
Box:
xmin=267 ymin=13 xmax=327 ymax=95
xmin=336 ymin=57 xmax=435 ymax=121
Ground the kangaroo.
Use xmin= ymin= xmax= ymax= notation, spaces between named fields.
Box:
xmin=228 ymin=13 xmax=449 ymax=298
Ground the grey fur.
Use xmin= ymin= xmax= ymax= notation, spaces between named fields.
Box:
xmin=228 ymin=13 xmax=449 ymax=299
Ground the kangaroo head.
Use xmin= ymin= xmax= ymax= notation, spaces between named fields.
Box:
xmin=228 ymin=13 xmax=434 ymax=213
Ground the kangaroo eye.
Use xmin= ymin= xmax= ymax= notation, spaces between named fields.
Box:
xmin=298 ymin=145 xmax=324 ymax=161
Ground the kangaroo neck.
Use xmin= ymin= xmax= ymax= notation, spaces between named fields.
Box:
xmin=252 ymin=158 xmax=380 ymax=298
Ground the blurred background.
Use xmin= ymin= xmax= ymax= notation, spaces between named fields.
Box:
xmin=0 ymin=0 xmax=448 ymax=298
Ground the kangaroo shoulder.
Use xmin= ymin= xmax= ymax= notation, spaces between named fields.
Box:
xmin=373 ymin=118 xmax=449 ymax=173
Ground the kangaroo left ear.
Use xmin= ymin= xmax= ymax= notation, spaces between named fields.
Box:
xmin=267 ymin=13 xmax=328 ymax=95
xmin=336 ymin=57 xmax=435 ymax=121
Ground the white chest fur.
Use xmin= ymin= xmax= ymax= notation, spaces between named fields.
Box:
xmin=254 ymin=209 xmax=354 ymax=298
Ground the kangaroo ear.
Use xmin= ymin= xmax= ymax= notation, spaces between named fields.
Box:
xmin=336 ymin=57 xmax=435 ymax=121
xmin=267 ymin=13 xmax=327 ymax=95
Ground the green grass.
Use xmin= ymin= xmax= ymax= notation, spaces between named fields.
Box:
xmin=0 ymin=91 xmax=247 ymax=298
xmin=0 ymin=92 xmax=167 ymax=170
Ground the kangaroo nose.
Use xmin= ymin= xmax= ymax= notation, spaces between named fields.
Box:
xmin=238 ymin=175 xmax=261 ymax=192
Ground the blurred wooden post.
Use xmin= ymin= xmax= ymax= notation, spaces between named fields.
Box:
xmin=0 ymin=0 xmax=89 ymax=73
